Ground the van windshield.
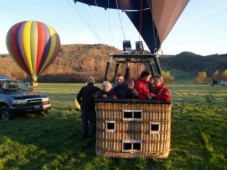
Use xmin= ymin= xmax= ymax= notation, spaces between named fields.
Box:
xmin=1 ymin=81 xmax=30 ymax=92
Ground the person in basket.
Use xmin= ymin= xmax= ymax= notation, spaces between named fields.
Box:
xmin=112 ymin=73 xmax=137 ymax=99
xmin=134 ymin=70 xmax=152 ymax=100
xmin=95 ymin=81 xmax=116 ymax=99
xmin=149 ymin=75 xmax=171 ymax=102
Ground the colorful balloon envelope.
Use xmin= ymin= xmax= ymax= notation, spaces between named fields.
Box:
xmin=6 ymin=21 xmax=61 ymax=81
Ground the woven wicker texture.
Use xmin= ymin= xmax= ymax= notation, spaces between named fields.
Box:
xmin=95 ymin=102 xmax=172 ymax=158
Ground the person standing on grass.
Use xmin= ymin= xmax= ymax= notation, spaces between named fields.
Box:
xmin=77 ymin=76 xmax=101 ymax=139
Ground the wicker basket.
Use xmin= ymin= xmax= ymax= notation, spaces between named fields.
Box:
xmin=95 ymin=99 xmax=172 ymax=158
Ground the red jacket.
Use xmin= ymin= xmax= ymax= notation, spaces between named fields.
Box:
xmin=150 ymin=85 xmax=171 ymax=102
xmin=134 ymin=78 xmax=150 ymax=99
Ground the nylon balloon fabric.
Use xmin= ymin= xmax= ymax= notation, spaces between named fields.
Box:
xmin=74 ymin=0 xmax=189 ymax=53
xmin=6 ymin=21 xmax=61 ymax=81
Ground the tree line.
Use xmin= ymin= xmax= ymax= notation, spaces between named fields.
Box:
xmin=194 ymin=70 xmax=227 ymax=84
xmin=0 ymin=45 xmax=226 ymax=83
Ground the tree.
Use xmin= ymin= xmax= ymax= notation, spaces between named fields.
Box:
xmin=198 ymin=71 xmax=207 ymax=79
xmin=206 ymin=77 xmax=213 ymax=84
xmin=194 ymin=77 xmax=202 ymax=84
xmin=221 ymin=69 xmax=227 ymax=80
xmin=212 ymin=70 xmax=219 ymax=80
xmin=161 ymin=70 xmax=174 ymax=83
xmin=195 ymin=71 xmax=207 ymax=84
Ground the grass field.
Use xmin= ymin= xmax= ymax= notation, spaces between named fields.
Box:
xmin=0 ymin=83 xmax=227 ymax=170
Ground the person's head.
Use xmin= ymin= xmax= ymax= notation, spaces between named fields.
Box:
xmin=102 ymin=81 xmax=112 ymax=92
xmin=153 ymin=75 xmax=164 ymax=87
xmin=149 ymin=77 xmax=155 ymax=87
xmin=115 ymin=73 xmax=125 ymax=86
xmin=87 ymin=76 xmax=95 ymax=85
xmin=140 ymin=70 xmax=151 ymax=82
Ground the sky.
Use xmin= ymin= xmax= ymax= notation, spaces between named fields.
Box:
xmin=0 ymin=0 xmax=227 ymax=56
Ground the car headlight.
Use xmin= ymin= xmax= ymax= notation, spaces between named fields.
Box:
xmin=12 ymin=99 xmax=27 ymax=105
xmin=42 ymin=98 xmax=50 ymax=105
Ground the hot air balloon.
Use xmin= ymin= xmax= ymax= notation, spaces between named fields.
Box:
xmin=74 ymin=0 xmax=189 ymax=54
xmin=74 ymin=0 xmax=189 ymax=159
xmin=6 ymin=20 xmax=60 ymax=83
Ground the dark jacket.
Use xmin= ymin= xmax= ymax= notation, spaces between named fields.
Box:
xmin=77 ymin=84 xmax=101 ymax=111
xmin=95 ymin=89 xmax=116 ymax=99
xmin=112 ymin=82 xmax=134 ymax=99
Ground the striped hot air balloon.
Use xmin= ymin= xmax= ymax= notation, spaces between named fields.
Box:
xmin=6 ymin=20 xmax=61 ymax=82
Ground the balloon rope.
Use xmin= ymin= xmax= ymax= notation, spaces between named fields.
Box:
xmin=139 ymin=0 xmax=143 ymax=41
xmin=92 ymin=0 xmax=109 ymax=44
xmin=116 ymin=0 xmax=125 ymax=40
xmin=108 ymin=0 xmax=112 ymax=54
xmin=94 ymin=0 xmax=97 ymax=6
xmin=137 ymin=0 xmax=143 ymax=76
xmin=150 ymin=2 xmax=157 ymax=54
xmin=67 ymin=0 xmax=102 ymax=42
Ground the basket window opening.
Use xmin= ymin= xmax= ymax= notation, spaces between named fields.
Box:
xmin=150 ymin=122 xmax=160 ymax=132
xmin=124 ymin=112 xmax=133 ymax=118
xmin=106 ymin=121 xmax=116 ymax=132
xmin=134 ymin=112 xmax=141 ymax=119
xmin=123 ymin=110 xmax=142 ymax=120
xmin=122 ymin=140 xmax=142 ymax=151
xmin=107 ymin=122 xmax=115 ymax=130
xmin=133 ymin=143 xmax=141 ymax=151
xmin=123 ymin=143 xmax=132 ymax=150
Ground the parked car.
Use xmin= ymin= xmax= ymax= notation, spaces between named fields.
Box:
xmin=210 ymin=80 xmax=227 ymax=86
xmin=220 ymin=81 xmax=227 ymax=86
xmin=0 ymin=79 xmax=51 ymax=120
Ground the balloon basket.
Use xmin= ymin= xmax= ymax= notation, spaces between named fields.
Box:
xmin=95 ymin=98 xmax=172 ymax=158
xmin=31 ymin=81 xmax=38 ymax=86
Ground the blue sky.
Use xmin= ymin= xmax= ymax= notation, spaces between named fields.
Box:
xmin=0 ymin=0 xmax=226 ymax=55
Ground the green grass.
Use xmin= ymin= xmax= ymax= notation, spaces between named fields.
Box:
xmin=0 ymin=83 xmax=227 ymax=169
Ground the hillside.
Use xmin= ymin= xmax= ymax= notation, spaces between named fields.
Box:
xmin=0 ymin=44 xmax=227 ymax=83
xmin=160 ymin=52 xmax=227 ymax=77
xmin=0 ymin=44 xmax=120 ymax=82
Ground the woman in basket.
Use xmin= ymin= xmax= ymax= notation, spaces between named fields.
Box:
xmin=95 ymin=81 xmax=117 ymax=99
xmin=149 ymin=75 xmax=171 ymax=102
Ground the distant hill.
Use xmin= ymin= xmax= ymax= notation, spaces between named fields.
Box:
xmin=0 ymin=44 xmax=226 ymax=83
xmin=0 ymin=44 xmax=120 ymax=82
xmin=160 ymin=51 xmax=227 ymax=77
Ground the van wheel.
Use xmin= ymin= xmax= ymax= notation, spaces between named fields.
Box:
xmin=0 ymin=106 xmax=14 ymax=120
